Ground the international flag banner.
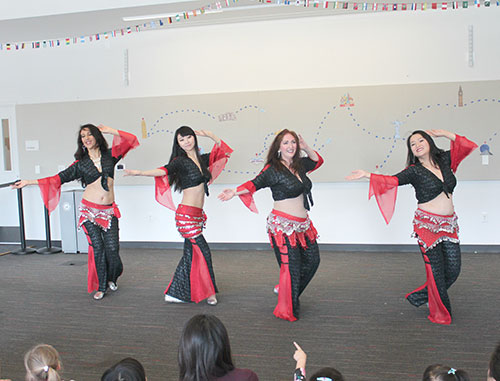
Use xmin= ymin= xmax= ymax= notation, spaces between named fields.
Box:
xmin=135 ymin=25 xmax=140 ymax=31
xmin=0 ymin=44 xmax=3 ymax=50
xmin=6 ymin=43 xmax=11 ymax=50
xmin=42 ymin=41 xmax=47 ymax=48
xmin=65 ymin=38 xmax=70 ymax=45
xmin=127 ymin=27 xmax=132 ymax=33
xmin=335 ymin=1 xmax=340 ymax=8
xmin=393 ymin=3 xmax=398 ymax=9
xmin=431 ymin=2 xmax=437 ymax=8
xmin=21 ymin=42 xmax=25 ymax=49
xmin=324 ymin=1 xmax=329 ymax=7
xmin=16 ymin=44 xmax=19 ymax=50
xmin=441 ymin=2 xmax=447 ymax=8
xmin=382 ymin=3 xmax=388 ymax=10
xmin=104 ymin=32 xmax=109 ymax=39
xmin=452 ymin=1 xmax=458 ymax=7
xmin=80 ymin=36 xmax=85 ymax=43
xmin=343 ymin=1 xmax=349 ymax=8
xmin=353 ymin=3 xmax=358 ymax=9
xmin=474 ymin=0 xmax=479 ymax=6
xmin=485 ymin=0 xmax=490 ymax=5
xmin=226 ymin=0 xmax=229 ymax=5
xmin=56 ymin=40 xmax=60 ymax=46
xmin=363 ymin=2 xmax=368 ymax=9
xmin=305 ymin=0 xmax=310 ymax=7
xmin=168 ymin=17 xmax=173 ymax=23
xmin=402 ymin=3 xmax=407 ymax=9
xmin=314 ymin=1 xmax=319 ymax=7
xmin=176 ymin=14 xmax=180 ymax=21
xmin=96 ymin=34 xmax=100 ymax=41
xmin=462 ymin=1 xmax=468 ymax=7
xmin=373 ymin=2 xmax=378 ymax=9
xmin=73 ymin=37 xmax=78 ymax=43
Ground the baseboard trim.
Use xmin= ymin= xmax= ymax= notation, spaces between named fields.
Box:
xmin=2 ymin=238 xmax=499 ymax=253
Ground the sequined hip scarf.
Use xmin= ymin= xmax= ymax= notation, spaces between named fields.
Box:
xmin=175 ymin=204 xmax=207 ymax=239
xmin=412 ymin=208 xmax=459 ymax=252
xmin=267 ymin=209 xmax=318 ymax=249
xmin=78 ymin=198 xmax=120 ymax=232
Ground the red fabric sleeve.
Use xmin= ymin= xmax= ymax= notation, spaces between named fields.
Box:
xmin=369 ymin=174 xmax=399 ymax=225
xmin=111 ymin=130 xmax=140 ymax=159
xmin=208 ymin=139 xmax=233 ymax=184
xmin=154 ymin=167 xmax=176 ymax=211
xmin=236 ymin=181 xmax=258 ymax=214
xmin=450 ymin=134 xmax=478 ymax=173
xmin=38 ymin=175 xmax=62 ymax=214
xmin=309 ymin=151 xmax=324 ymax=173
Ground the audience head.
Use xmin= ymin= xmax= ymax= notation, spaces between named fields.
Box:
xmin=101 ymin=357 xmax=146 ymax=381
xmin=178 ymin=314 xmax=235 ymax=381
xmin=24 ymin=344 xmax=61 ymax=381
xmin=309 ymin=367 xmax=345 ymax=381
xmin=489 ymin=342 xmax=500 ymax=381
xmin=422 ymin=364 xmax=470 ymax=381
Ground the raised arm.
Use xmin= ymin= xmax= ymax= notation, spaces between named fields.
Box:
xmin=293 ymin=342 xmax=307 ymax=381
xmin=298 ymin=134 xmax=319 ymax=162
xmin=196 ymin=130 xmax=221 ymax=145
xmin=426 ymin=129 xmax=456 ymax=141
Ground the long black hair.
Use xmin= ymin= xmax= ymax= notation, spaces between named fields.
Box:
xmin=178 ymin=314 xmax=235 ymax=381
xmin=168 ymin=126 xmax=211 ymax=192
xmin=406 ymin=130 xmax=445 ymax=168
xmin=101 ymin=357 xmax=146 ymax=381
xmin=265 ymin=129 xmax=303 ymax=174
xmin=74 ymin=124 xmax=109 ymax=161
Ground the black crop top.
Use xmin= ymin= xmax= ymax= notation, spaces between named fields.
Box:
xmin=394 ymin=151 xmax=456 ymax=204
xmin=246 ymin=156 xmax=323 ymax=211
xmin=163 ymin=154 xmax=211 ymax=196
xmin=58 ymin=150 xmax=119 ymax=191
xmin=56 ymin=130 xmax=138 ymax=191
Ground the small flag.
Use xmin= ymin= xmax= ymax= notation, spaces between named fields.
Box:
xmin=462 ymin=1 xmax=468 ymax=7
xmin=6 ymin=43 xmax=11 ymax=50
xmin=402 ymin=3 xmax=407 ymax=9
xmin=382 ymin=3 xmax=388 ymax=10
xmin=314 ymin=1 xmax=319 ymax=6
xmin=452 ymin=1 xmax=458 ymax=7
xmin=441 ymin=2 xmax=447 ymax=8
xmin=343 ymin=1 xmax=349 ymax=8
xmin=96 ymin=34 xmax=100 ymax=40
xmin=373 ymin=2 xmax=378 ymax=9
xmin=168 ymin=17 xmax=173 ymax=23
xmin=127 ymin=27 xmax=132 ymax=33
xmin=353 ymin=2 xmax=358 ymax=9
xmin=474 ymin=0 xmax=479 ymax=6
xmin=65 ymin=38 xmax=70 ymax=45
xmin=393 ymin=3 xmax=398 ymax=9
xmin=176 ymin=14 xmax=180 ymax=21
xmin=485 ymin=0 xmax=490 ymax=5
xmin=324 ymin=1 xmax=329 ymax=8
xmin=363 ymin=2 xmax=368 ymax=9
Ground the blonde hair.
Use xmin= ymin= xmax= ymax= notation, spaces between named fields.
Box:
xmin=24 ymin=344 xmax=61 ymax=381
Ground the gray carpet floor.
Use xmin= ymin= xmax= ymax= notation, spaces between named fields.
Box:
xmin=0 ymin=246 xmax=499 ymax=380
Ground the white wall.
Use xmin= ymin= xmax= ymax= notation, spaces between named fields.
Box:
xmin=1 ymin=8 xmax=500 ymax=244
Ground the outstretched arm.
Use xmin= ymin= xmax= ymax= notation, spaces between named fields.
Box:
xmin=196 ymin=130 xmax=221 ymax=145
xmin=345 ymin=169 xmax=371 ymax=181
xmin=218 ymin=187 xmax=250 ymax=201
xmin=97 ymin=124 xmax=120 ymax=136
xmin=11 ymin=179 xmax=38 ymax=189
xmin=125 ymin=168 xmax=166 ymax=177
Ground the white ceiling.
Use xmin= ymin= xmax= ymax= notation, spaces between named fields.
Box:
xmin=0 ymin=0 xmax=356 ymax=43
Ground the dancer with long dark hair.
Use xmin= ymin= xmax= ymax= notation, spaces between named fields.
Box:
xmin=347 ymin=129 xmax=477 ymax=324
xmin=126 ymin=126 xmax=232 ymax=306
xmin=12 ymin=124 xmax=139 ymax=300
xmin=219 ymin=129 xmax=323 ymax=321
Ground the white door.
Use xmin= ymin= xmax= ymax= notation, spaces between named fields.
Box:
xmin=0 ymin=105 xmax=20 ymax=226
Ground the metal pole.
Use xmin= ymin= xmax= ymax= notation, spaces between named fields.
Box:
xmin=13 ymin=186 xmax=36 ymax=255
xmin=36 ymin=206 xmax=61 ymax=254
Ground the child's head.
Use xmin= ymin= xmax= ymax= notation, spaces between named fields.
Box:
xmin=422 ymin=364 xmax=470 ymax=381
xmin=309 ymin=367 xmax=345 ymax=381
xmin=24 ymin=344 xmax=61 ymax=381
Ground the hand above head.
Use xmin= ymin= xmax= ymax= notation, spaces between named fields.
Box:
xmin=426 ymin=129 xmax=455 ymax=140
xmin=298 ymin=134 xmax=308 ymax=149
xmin=218 ymin=188 xmax=236 ymax=201
xmin=345 ymin=169 xmax=370 ymax=181
xmin=293 ymin=342 xmax=307 ymax=369
xmin=97 ymin=124 xmax=116 ymax=135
